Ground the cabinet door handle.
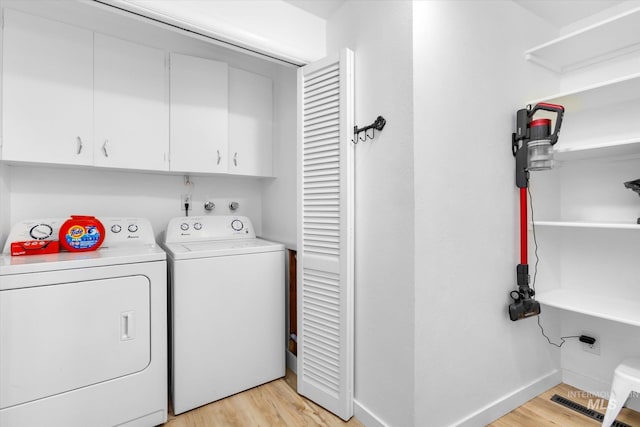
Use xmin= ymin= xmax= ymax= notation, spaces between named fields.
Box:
xmin=102 ymin=140 xmax=109 ymax=157
xmin=233 ymin=152 xmax=238 ymax=167
xmin=76 ymin=136 xmax=83 ymax=155
xmin=217 ymin=149 xmax=221 ymax=165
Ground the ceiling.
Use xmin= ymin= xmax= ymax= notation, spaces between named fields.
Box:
xmin=283 ymin=0 xmax=345 ymax=19
xmin=285 ymin=0 xmax=624 ymax=27
xmin=512 ymin=0 xmax=624 ymax=28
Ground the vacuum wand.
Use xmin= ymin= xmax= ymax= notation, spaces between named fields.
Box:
xmin=509 ymin=102 xmax=564 ymax=321
xmin=509 ymin=187 xmax=540 ymax=321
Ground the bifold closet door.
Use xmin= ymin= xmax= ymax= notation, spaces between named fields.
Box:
xmin=296 ymin=48 xmax=354 ymax=421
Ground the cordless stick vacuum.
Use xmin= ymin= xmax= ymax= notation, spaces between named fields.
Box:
xmin=509 ymin=102 xmax=565 ymax=321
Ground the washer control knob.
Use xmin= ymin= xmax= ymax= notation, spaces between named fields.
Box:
xmin=128 ymin=224 xmax=139 ymax=233
xmin=111 ymin=224 xmax=122 ymax=233
xmin=194 ymin=222 xmax=202 ymax=230
xmin=180 ymin=223 xmax=189 ymax=231
xmin=231 ymin=219 xmax=244 ymax=231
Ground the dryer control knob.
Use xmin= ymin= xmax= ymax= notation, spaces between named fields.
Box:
xmin=128 ymin=224 xmax=139 ymax=233
xmin=194 ymin=222 xmax=202 ymax=230
xmin=231 ymin=219 xmax=244 ymax=231
xmin=111 ymin=224 xmax=122 ymax=233
xmin=180 ymin=223 xmax=189 ymax=231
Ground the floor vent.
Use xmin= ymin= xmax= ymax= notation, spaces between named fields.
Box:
xmin=550 ymin=394 xmax=632 ymax=427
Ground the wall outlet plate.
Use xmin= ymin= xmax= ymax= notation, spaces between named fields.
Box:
xmin=581 ymin=331 xmax=600 ymax=356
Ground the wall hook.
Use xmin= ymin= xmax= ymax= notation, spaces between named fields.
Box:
xmin=366 ymin=128 xmax=375 ymax=140
xmin=353 ymin=115 xmax=386 ymax=144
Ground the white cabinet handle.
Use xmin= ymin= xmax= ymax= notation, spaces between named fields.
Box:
xmin=102 ymin=140 xmax=109 ymax=157
xmin=76 ymin=136 xmax=83 ymax=155
xmin=233 ymin=152 xmax=238 ymax=167
xmin=217 ymin=149 xmax=221 ymax=165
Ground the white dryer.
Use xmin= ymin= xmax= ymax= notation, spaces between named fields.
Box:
xmin=163 ymin=215 xmax=285 ymax=415
xmin=0 ymin=218 xmax=167 ymax=427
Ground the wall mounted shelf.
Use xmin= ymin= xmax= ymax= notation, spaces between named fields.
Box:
xmin=536 ymin=288 xmax=640 ymax=327
xmin=529 ymin=72 xmax=640 ymax=111
xmin=554 ymin=137 xmax=640 ymax=161
xmin=525 ymin=7 xmax=640 ymax=73
xmin=532 ymin=221 xmax=640 ymax=230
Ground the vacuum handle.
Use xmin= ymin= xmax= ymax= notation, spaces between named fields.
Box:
xmin=530 ymin=102 xmax=564 ymax=145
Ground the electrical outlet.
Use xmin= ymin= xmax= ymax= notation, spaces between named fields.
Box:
xmin=181 ymin=194 xmax=192 ymax=212
xmin=582 ymin=331 xmax=600 ymax=355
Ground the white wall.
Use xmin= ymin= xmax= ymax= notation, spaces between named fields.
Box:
xmin=261 ymin=65 xmax=298 ymax=247
xmin=327 ymin=2 xmax=415 ymax=426
xmin=413 ymin=2 xmax=561 ymax=425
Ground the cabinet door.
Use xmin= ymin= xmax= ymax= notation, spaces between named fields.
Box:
xmin=228 ymin=68 xmax=273 ymax=176
xmin=94 ymin=34 xmax=168 ymax=171
xmin=170 ymin=53 xmax=228 ymax=173
xmin=2 ymin=9 xmax=93 ymax=165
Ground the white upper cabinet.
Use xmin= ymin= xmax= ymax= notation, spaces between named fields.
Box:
xmin=228 ymin=68 xmax=273 ymax=177
xmin=169 ymin=53 xmax=228 ymax=174
xmin=94 ymin=34 xmax=169 ymax=171
xmin=1 ymin=9 xmax=275 ymax=178
xmin=2 ymin=9 xmax=94 ymax=165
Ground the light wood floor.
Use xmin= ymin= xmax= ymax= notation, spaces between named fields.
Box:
xmin=489 ymin=382 xmax=640 ymax=426
xmin=162 ymin=370 xmax=364 ymax=427
xmin=162 ymin=374 xmax=640 ymax=427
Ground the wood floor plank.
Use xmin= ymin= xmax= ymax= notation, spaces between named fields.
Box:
xmin=163 ymin=370 xmax=364 ymax=427
xmin=164 ymin=373 xmax=640 ymax=426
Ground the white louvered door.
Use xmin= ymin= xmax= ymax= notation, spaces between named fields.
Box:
xmin=297 ymin=48 xmax=354 ymax=421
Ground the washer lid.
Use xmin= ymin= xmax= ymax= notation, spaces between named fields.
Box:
xmin=164 ymin=238 xmax=284 ymax=260
xmin=0 ymin=245 xmax=165 ymax=276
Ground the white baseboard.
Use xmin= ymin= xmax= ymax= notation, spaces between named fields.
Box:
xmin=354 ymin=399 xmax=389 ymax=427
xmin=286 ymin=350 xmax=297 ymax=375
xmin=454 ymin=370 xmax=562 ymax=427
xmin=563 ymin=368 xmax=640 ymax=412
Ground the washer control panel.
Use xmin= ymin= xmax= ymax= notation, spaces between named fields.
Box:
xmin=165 ymin=216 xmax=255 ymax=243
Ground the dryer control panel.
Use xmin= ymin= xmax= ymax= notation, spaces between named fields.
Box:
xmin=165 ymin=216 xmax=256 ymax=243
xmin=101 ymin=218 xmax=155 ymax=247
xmin=3 ymin=217 xmax=156 ymax=254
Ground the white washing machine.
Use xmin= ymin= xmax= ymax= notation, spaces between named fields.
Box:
xmin=163 ymin=215 xmax=285 ymax=415
xmin=0 ymin=217 xmax=167 ymax=427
